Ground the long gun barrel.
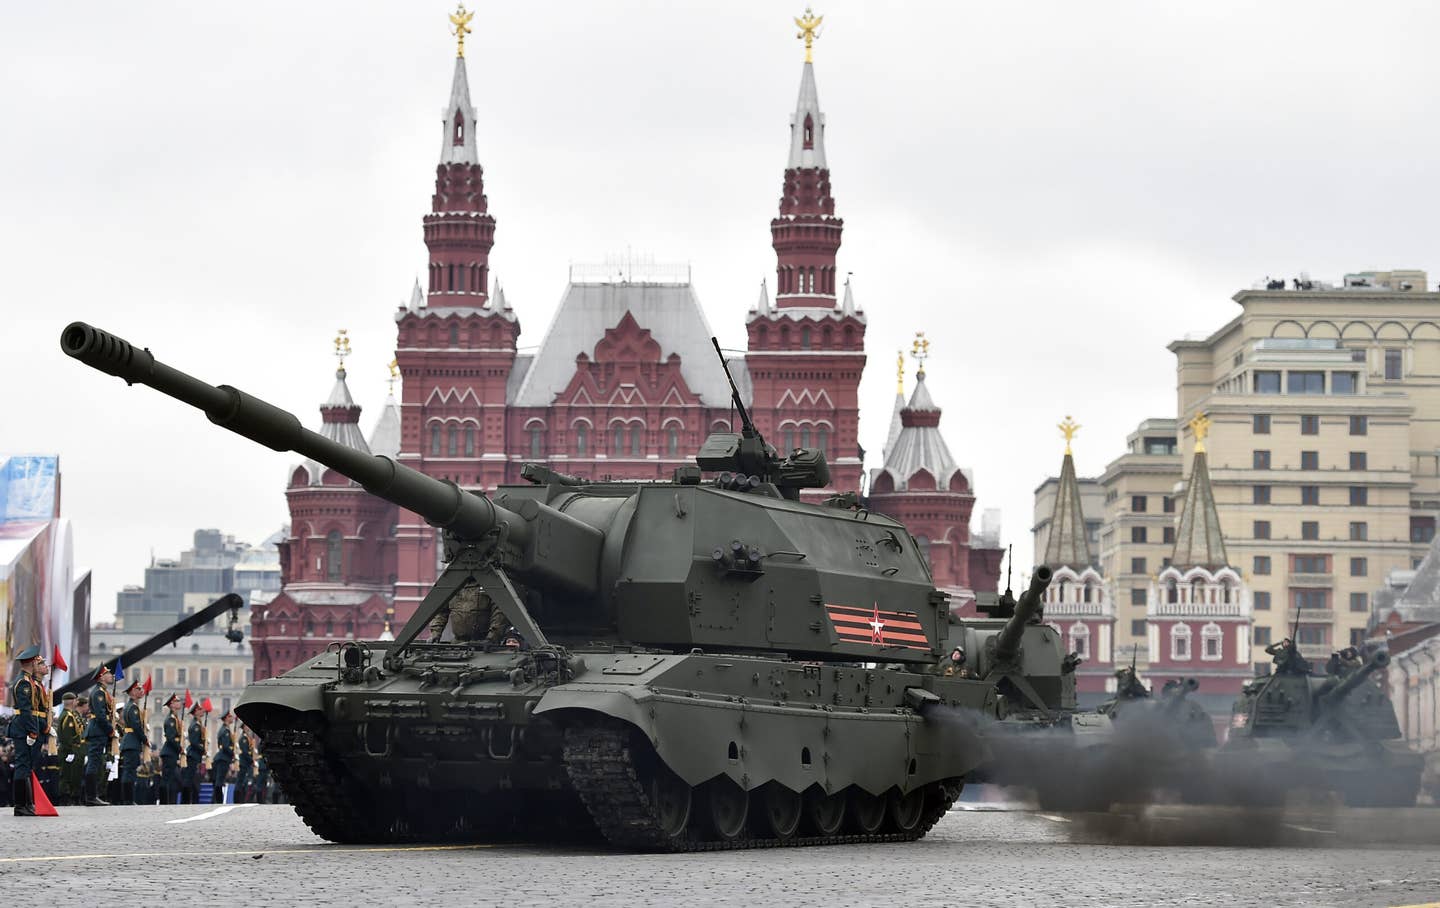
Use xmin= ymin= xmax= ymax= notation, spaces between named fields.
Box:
xmin=1163 ymin=677 xmax=1200 ymax=711
xmin=53 ymin=593 xmax=244 ymax=699
xmin=61 ymin=322 xmax=523 ymax=544
xmin=1319 ymin=650 xmax=1390 ymax=710
xmin=994 ymin=566 xmax=1053 ymax=663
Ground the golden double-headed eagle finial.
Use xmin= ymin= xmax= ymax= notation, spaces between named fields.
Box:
xmin=1189 ymin=412 xmax=1212 ymax=454
xmin=450 ymin=4 xmax=475 ymax=58
xmin=333 ymin=329 xmax=351 ymax=371
xmin=896 ymin=350 xmax=905 ymax=396
xmin=387 ymin=358 xmax=400 ymax=396
xmin=909 ymin=331 xmax=930 ymax=378
xmin=795 ymin=7 xmax=823 ymax=63
xmin=1059 ymin=416 xmax=1080 ymax=456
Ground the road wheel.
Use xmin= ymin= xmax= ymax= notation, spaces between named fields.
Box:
xmin=849 ymin=788 xmax=886 ymax=834
xmin=803 ymin=787 xmax=845 ymax=836
xmin=887 ymin=786 xmax=926 ymax=834
xmin=757 ymin=782 xmax=802 ymax=840
xmin=704 ymin=776 xmax=749 ymax=842
xmin=648 ymin=764 xmax=693 ymax=839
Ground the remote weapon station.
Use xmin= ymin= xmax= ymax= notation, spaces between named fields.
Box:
xmin=62 ymin=322 xmax=1058 ymax=850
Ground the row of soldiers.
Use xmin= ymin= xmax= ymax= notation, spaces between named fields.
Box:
xmin=9 ymin=647 xmax=269 ymax=815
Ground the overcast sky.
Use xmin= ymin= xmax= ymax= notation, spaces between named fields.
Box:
xmin=4 ymin=2 xmax=1438 ymax=622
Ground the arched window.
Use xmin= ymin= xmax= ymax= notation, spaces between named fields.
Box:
xmin=809 ymin=267 xmax=817 ymax=292
xmin=429 ymin=425 xmax=441 ymax=455
xmin=1171 ymin=623 xmax=1192 ymax=661
xmin=448 ymin=264 xmax=456 ymax=291
xmin=447 ymin=426 xmax=459 ymax=457
xmin=344 ymin=619 xmax=354 ymax=638
xmin=464 ymin=426 xmax=475 ymax=457
xmin=530 ymin=427 xmax=544 ymax=458
xmin=801 ymin=327 xmax=812 ymax=350
xmin=817 ymin=427 xmax=829 ymax=457
xmin=453 ymin=110 xmax=465 ymax=146
xmin=1083 ymin=582 xmax=1093 ymax=603
xmin=800 ymin=426 xmax=811 ymax=448
xmin=449 ymin=324 xmax=460 ymax=346
xmin=783 ymin=427 xmax=795 ymax=452
xmin=303 ymin=619 xmax=315 ymax=637
xmin=629 ymin=426 xmax=642 ymax=456
xmin=667 ymin=427 xmax=678 ymax=456
xmin=802 ymin=113 xmax=814 ymax=149
xmin=324 ymin=618 xmax=334 ymax=637
xmin=575 ymin=424 xmax=588 ymax=456
xmin=1069 ymin=623 xmax=1090 ymax=659
xmin=613 ymin=429 xmax=624 ymax=456
xmin=325 ymin=530 xmax=342 ymax=581
xmin=1166 ymin=579 xmax=1178 ymax=604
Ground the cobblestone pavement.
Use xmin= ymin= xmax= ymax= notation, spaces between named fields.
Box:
xmin=2 ymin=803 xmax=1438 ymax=908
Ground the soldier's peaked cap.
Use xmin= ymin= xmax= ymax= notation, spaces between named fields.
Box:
xmin=163 ymin=693 xmax=180 ymax=707
xmin=125 ymin=679 xmax=144 ymax=693
xmin=62 ymin=691 xmax=78 ymax=701
xmin=15 ymin=644 xmax=41 ymax=661
xmin=190 ymin=702 xmax=205 ymax=714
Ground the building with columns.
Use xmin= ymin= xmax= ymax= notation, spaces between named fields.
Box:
xmin=249 ymin=14 xmax=1003 ymax=678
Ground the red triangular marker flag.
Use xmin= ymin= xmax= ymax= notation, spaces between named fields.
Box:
xmin=143 ymin=675 xmax=153 ymax=695
xmin=51 ymin=644 xmax=68 ymax=674
xmin=184 ymin=689 xmax=193 ymax=709
xmin=31 ymin=774 xmax=58 ymax=817
xmin=202 ymin=697 xmax=213 ymax=712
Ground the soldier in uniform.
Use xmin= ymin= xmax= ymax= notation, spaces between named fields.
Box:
xmin=117 ymin=678 xmax=147 ymax=804
xmin=254 ymin=741 xmax=270 ymax=804
xmin=428 ymin=578 xmax=506 ymax=643
xmin=56 ymin=691 xmax=86 ymax=805
xmin=941 ymin=646 xmax=972 ymax=678
xmin=159 ymin=694 xmax=183 ymax=804
xmin=83 ymin=664 xmax=115 ymax=806
xmin=183 ymin=702 xmax=208 ymax=804
xmin=7 ymin=645 xmax=45 ymax=816
xmin=1265 ymin=637 xmax=1312 ymax=675
xmin=234 ymin=726 xmax=254 ymax=803
xmin=212 ymin=710 xmax=235 ymax=803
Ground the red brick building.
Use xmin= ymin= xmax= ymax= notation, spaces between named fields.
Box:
xmin=251 ymin=39 xmax=1001 ymax=678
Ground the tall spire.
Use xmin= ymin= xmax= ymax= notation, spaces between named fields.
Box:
xmin=1043 ymin=416 xmax=1091 ymax=570
xmin=318 ymin=330 xmax=370 ymax=455
xmin=881 ymin=348 xmax=904 ymax=462
xmin=771 ymin=9 xmax=842 ymax=309
xmin=1171 ymin=413 xmax=1228 ymax=570
xmin=425 ymin=6 xmax=495 ymax=308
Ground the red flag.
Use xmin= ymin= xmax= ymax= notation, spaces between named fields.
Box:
xmin=51 ymin=644 xmax=68 ymax=674
xmin=184 ymin=689 xmax=193 ymax=709
xmin=143 ymin=676 xmax=153 ymax=695
xmin=31 ymin=774 xmax=58 ymax=817
xmin=201 ymin=697 xmax=213 ymax=712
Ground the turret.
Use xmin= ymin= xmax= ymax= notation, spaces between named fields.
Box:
xmin=1318 ymin=651 xmax=1390 ymax=711
xmin=991 ymin=566 xmax=1053 ymax=666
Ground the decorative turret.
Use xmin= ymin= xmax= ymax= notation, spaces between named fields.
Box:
xmin=424 ymin=4 xmax=495 ymax=308
xmin=302 ymin=331 xmax=370 ymax=484
xmin=1037 ymin=417 xmax=1114 ymax=696
xmin=881 ymin=349 xmax=905 ymax=462
xmin=771 ymin=7 xmax=843 ymax=309
xmin=367 ymin=359 xmax=402 ymax=459
xmin=1146 ymin=412 xmax=1252 ymax=693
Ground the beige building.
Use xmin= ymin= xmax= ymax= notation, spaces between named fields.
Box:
xmin=1037 ymin=269 xmax=1440 ymax=672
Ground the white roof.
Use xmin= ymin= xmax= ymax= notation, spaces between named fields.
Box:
xmin=509 ymin=282 xmax=733 ymax=408
xmin=367 ymin=394 xmax=401 ymax=458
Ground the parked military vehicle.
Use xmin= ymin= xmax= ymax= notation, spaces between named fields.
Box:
xmin=62 ymin=322 xmax=1061 ymax=850
xmin=1218 ymin=646 xmax=1423 ymax=807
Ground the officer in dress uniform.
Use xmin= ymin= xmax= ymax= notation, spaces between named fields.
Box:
xmin=159 ymin=694 xmax=183 ymax=804
xmin=183 ymin=702 xmax=208 ymax=804
xmin=118 ymin=678 xmax=147 ymax=804
xmin=7 ymin=645 xmax=45 ymax=816
xmin=234 ymin=727 xmax=254 ymax=803
xmin=212 ymin=710 xmax=235 ymax=803
xmin=57 ymin=692 xmax=86 ymax=805
xmin=83 ymin=664 xmax=116 ymax=806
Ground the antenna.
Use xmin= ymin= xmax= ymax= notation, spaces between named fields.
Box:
xmin=711 ymin=337 xmax=761 ymax=443
xmin=1130 ymin=643 xmax=1138 ymax=674
xmin=1004 ymin=545 xmax=1013 ymax=596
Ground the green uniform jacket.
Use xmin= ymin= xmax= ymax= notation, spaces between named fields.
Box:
xmin=120 ymin=700 xmax=147 ymax=753
xmin=7 ymin=673 xmax=43 ymax=740
xmin=161 ymin=714 xmax=182 ymax=759
xmin=57 ymin=708 xmax=85 ymax=756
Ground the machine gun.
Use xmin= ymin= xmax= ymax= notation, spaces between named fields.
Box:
xmin=52 ymin=593 xmax=244 ymax=699
xmin=63 ymin=322 xmax=942 ymax=671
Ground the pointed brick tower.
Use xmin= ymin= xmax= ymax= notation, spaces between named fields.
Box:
xmin=1039 ymin=418 xmax=1115 ymax=697
xmin=251 ymin=337 xmax=395 ymax=679
xmin=392 ymin=28 xmax=520 ymax=620
xmin=745 ymin=30 xmax=865 ymax=494
xmin=868 ymin=337 xmax=1002 ymax=606
xmin=1147 ymin=413 xmax=1253 ymax=707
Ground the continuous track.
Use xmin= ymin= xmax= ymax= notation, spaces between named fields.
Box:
xmin=562 ymin=721 xmax=957 ymax=852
